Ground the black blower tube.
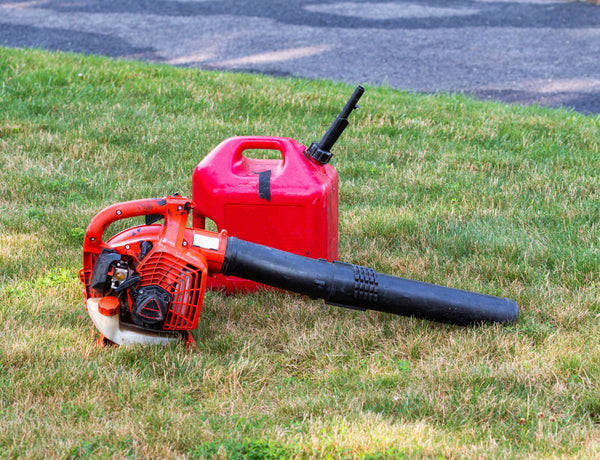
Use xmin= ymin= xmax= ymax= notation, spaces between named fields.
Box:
xmin=222 ymin=237 xmax=518 ymax=325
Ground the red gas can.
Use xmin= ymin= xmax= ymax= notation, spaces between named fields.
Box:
xmin=192 ymin=136 xmax=338 ymax=292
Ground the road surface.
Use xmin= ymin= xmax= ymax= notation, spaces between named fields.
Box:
xmin=1 ymin=0 xmax=599 ymax=113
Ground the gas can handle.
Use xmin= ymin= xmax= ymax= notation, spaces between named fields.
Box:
xmin=230 ymin=136 xmax=294 ymax=166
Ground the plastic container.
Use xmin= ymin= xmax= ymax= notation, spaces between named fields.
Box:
xmin=192 ymin=135 xmax=338 ymax=292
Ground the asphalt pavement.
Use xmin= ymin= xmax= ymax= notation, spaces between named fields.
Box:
xmin=1 ymin=0 xmax=599 ymax=114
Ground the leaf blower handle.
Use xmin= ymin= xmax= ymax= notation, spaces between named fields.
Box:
xmin=221 ymin=237 xmax=518 ymax=325
xmin=83 ymin=196 xmax=191 ymax=255
xmin=305 ymin=85 xmax=364 ymax=164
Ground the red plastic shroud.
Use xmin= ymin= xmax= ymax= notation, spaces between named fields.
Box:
xmin=192 ymin=136 xmax=338 ymax=293
xmin=80 ymin=195 xmax=228 ymax=331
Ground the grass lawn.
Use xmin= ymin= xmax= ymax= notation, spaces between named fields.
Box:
xmin=1 ymin=47 xmax=600 ymax=458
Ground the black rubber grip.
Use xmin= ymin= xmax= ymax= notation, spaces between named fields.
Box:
xmin=222 ymin=237 xmax=518 ymax=325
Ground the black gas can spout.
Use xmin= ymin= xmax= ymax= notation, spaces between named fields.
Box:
xmin=305 ymin=85 xmax=364 ymax=164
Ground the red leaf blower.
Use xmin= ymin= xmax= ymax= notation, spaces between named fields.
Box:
xmin=80 ymin=195 xmax=518 ymax=345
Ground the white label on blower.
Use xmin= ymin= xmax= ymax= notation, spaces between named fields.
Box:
xmin=193 ymin=234 xmax=219 ymax=250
